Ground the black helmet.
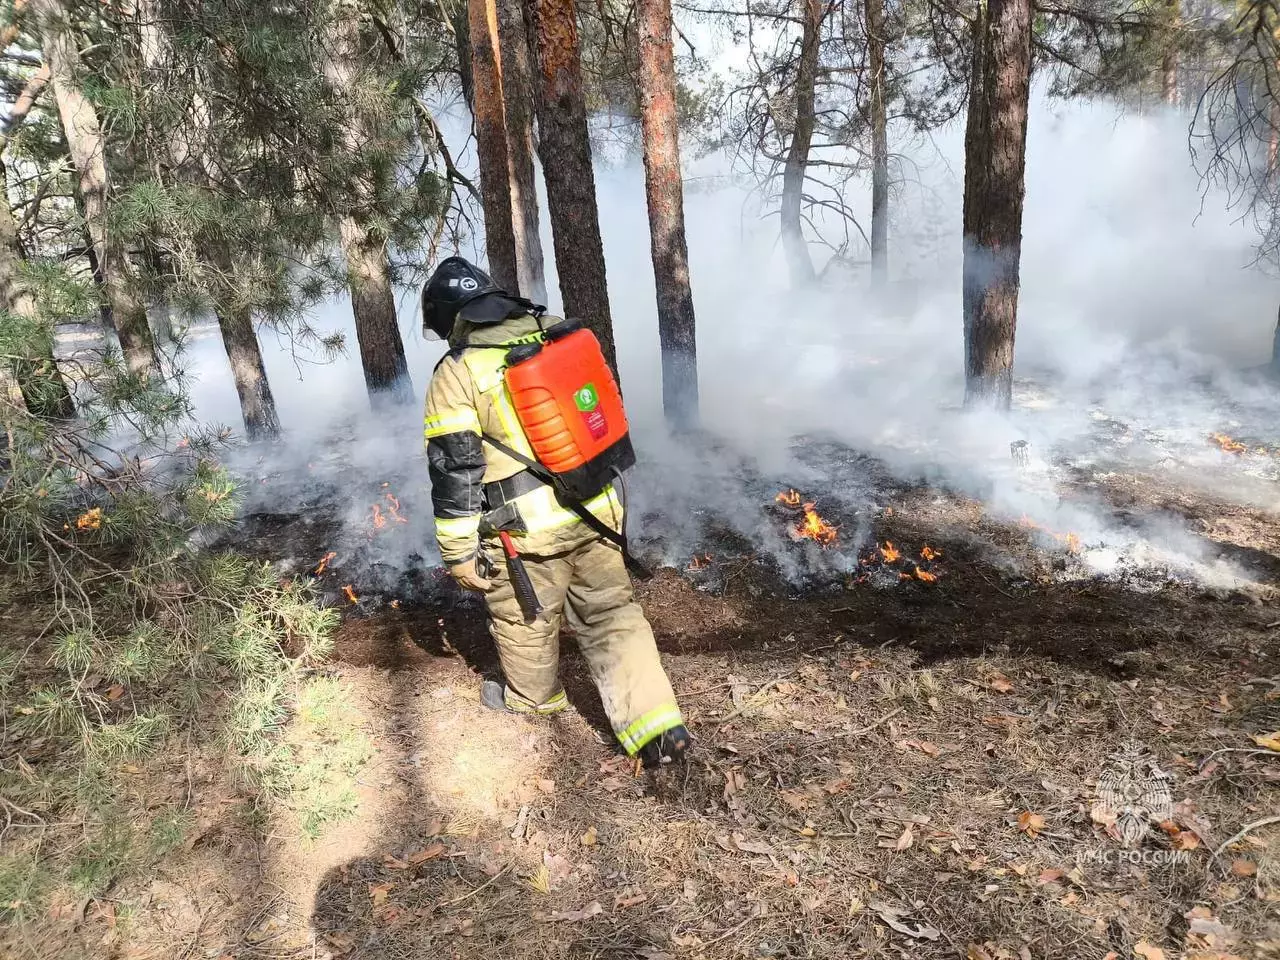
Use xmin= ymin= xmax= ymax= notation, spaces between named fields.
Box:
xmin=421 ymin=256 xmax=505 ymax=339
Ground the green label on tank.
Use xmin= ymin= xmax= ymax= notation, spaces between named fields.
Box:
xmin=574 ymin=383 xmax=599 ymax=412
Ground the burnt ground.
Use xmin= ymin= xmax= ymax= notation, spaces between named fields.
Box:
xmin=6 ymin=446 xmax=1280 ymax=960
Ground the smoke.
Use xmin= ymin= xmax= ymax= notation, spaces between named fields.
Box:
xmin=187 ymin=95 xmax=1280 ymax=596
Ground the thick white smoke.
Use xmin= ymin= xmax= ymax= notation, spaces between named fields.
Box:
xmin=184 ymin=94 xmax=1280 ymax=594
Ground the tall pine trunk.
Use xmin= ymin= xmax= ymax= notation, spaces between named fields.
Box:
xmin=528 ymin=0 xmax=618 ymax=373
xmin=327 ymin=5 xmax=414 ymax=405
xmin=338 ymin=218 xmax=414 ymax=405
xmin=637 ymin=0 xmax=697 ymax=426
xmin=780 ymin=0 xmax=822 ymax=288
xmin=1161 ymin=0 xmax=1180 ymax=106
xmin=0 ymin=162 xmax=74 ymax=418
xmin=866 ymin=0 xmax=889 ymax=285
xmin=497 ymin=0 xmax=547 ymax=302
xmin=961 ymin=0 xmax=1031 ymax=409
xmin=468 ymin=0 xmax=520 ymax=292
xmin=34 ymin=0 xmax=157 ymax=377
xmin=212 ymin=268 xmax=280 ymax=441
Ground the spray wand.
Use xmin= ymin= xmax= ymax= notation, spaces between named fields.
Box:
xmin=498 ymin=530 xmax=542 ymax=623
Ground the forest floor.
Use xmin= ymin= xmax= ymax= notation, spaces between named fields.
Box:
xmin=4 ymin=439 xmax=1280 ymax=960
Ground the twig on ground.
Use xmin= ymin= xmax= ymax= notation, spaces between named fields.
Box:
xmin=1213 ymin=815 xmax=1280 ymax=858
xmin=714 ymin=672 xmax=798 ymax=730
xmin=802 ymin=706 xmax=904 ymax=755
xmin=438 ymin=863 xmax=512 ymax=907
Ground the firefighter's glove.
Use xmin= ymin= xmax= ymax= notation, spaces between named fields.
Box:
xmin=448 ymin=557 xmax=492 ymax=592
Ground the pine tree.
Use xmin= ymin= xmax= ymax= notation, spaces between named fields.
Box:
xmin=780 ymin=0 xmax=824 ymax=288
xmin=31 ymin=0 xmax=158 ymax=377
xmin=637 ymin=0 xmax=697 ymax=425
xmin=528 ymin=0 xmax=618 ymax=373
xmin=961 ymin=0 xmax=1033 ymax=409
xmin=325 ymin=0 xmax=415 ymax=406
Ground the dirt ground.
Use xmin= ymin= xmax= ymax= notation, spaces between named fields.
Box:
xmin=5 ymin=460 xmax=1280 ymax=960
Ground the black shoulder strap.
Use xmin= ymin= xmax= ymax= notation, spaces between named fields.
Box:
xmin=480 ymin=433 xmax=649 ymax=578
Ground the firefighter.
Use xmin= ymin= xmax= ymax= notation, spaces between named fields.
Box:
xmin=420 ymin=256 xmax=690 ymax=767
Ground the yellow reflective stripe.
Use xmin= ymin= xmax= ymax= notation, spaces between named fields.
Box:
xmin=424 ymin=408 xmax=481 ymax=438
xmin=435 ymin=515 xmax=480 ymax=539
xmin=617 ymin=703 xmax=684 ymax=755
xmin=516 ymin=485 xmax=621 ymax=534
xmin=492 ymin=385 xmax=536 ymax=458
xmin=505 ymin=689 xmax=569 ymax=715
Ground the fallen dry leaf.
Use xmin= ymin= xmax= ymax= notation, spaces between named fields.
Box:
xmin=1170 ymin=830 xmax=1201 ymax=851
xmin=1230 ymin=859 xmax=1258 ymax=877
xmin=1253 ymin=731 xmax=1280 ymax=752
xmin=731 ymin=832 xmax=775 ymax=856
xmin=105 ymin=684 xmax=125 ymax=702
xmin=870 ymin=900 xmax=939 ymax=940
xmin=1017 ymin=811 xmax=1046 ymax=838
xmin=898 ymin=738 xmax=941 ymax=757
xmin=407 ymin=843 xmax=446 ymax=865
xmin=549 ymin=901 xmax=603 ymax=922
xmin=368 ymin=882 xmax=393 ymax=906
xmin=967 ymin=945 xmax=995 ymax=960
xmin=988 ymin=673 xmax=1014 ymax=693
xmin=424 ymin=816 xmax=444 ymax=837
xmin=1133 ymin=941 xmax=1166 ymax=960
xmin=536 ymin=778 xmax=556 ymax=794
xmin=1038 ymin=867 xmax=1066 ymax=885
xmin=895 ymin=824 xmax=915 ymax=851
xmin=581 ymin=826 xmax=598 ymax=847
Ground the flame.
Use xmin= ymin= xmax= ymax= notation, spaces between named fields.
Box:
xmin=776 ymin=489 xmax=802 ymax=508
xmin=1019 ymin=515 xmax=1081 ymax=553
xmin=314 ymin=551 xmax=336 ymax=576
xmin=1209 ymin=432 xmax=1247 ymax=455
xmin=384 ymin=493 xmax=407 ymax=523
xmin=390 ymin=599 xmax=401 ymax=609
xmin=879 ymin=541 xmax=901 ymax=564
xmin=915 ymin=568 xmax=938 ymax=583
xmin=920 ymin=545 xmax=940 ymax=561
xmin=688 ymin=553 xmax=713 ymax=570
xmin=371 ymin=492 xmax=408 ymax=531
xmin=75 ymin=507 xmax=103 ymax=531
xmin=342 ymin=584 xmax=359 ymax=604
xmin=797 ymin=502 xmax=838 ymax=545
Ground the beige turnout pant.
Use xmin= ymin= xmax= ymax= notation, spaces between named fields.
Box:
xmin=481 ymin=536 xmax=683 ymax=755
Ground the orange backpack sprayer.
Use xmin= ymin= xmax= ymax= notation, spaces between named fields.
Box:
xmin=501 ymin=320 xmax=635 ymax=501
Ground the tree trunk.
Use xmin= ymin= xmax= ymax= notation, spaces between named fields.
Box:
xmin=468 ymin=0 xmax=520 ymax=292
xmin=637 ymin=0 xmax=697 ymax=426
xmin=0 ymin=161 xmax=74 ymax=418
xmin=780 ymin=0 xmax=822 ymax=288
xmin=496 ymin=0 xmax=547 ymax=302
xmin=339 ymin=217 xmax=415 ymax=404
xmin=1272 ymin=298 xmax=1280 ymax=370
xmin=1161 ymin=0 xmax=1179 ymax=106
xmin=453 ymin=3 xmax=476 ymax=110
xmin=34 ymin=0 xmax=157 ymax=377
xmin=326 ymin=4 xmax=415 ymax=405
xmin=961 ymin=0 xmax=1031 ymax=409
xmin=528 ymin=0 xmax=618 ymax=374
xmin=866 ymin=0 xmax=888 ymax=285
xmin=214 ymin=293 xmax=280 ymax=441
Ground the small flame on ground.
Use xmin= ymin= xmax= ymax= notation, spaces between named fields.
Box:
xmin=776 ymin=489 xmax=802 ymax=508
xmin=1209 ymin=432 xmax=1248 ymax=455
xmin=688 ymin=553 xmax=713 ymax=570
xmin=920 ymin=545 xmax=940 ymax=562
xmin=1019 ymin=515 xmax=1082 ymax=554
xmin=371 ymin=492 xmax=409 ymax=532
xmin=798 ymin=502 xmax=838 ymax=545
xmin=915 ymin=568 xmax=938 ymax=583
xmin=314 ymin=551 xmax=337 ymax=576
xmin=879 ymin=541 xmax=901 ymax=564
xmin=342 ymin=584 xmax=359 ymax=604
xmin=390 ymin=599 xmax=401 ymax=609
xmin=75 ymin=507 xmax=103 ymax=531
